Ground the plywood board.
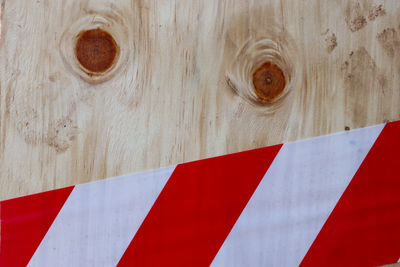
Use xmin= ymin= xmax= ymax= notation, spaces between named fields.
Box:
xmin=1 ymin=0 xmax=400 ymax=200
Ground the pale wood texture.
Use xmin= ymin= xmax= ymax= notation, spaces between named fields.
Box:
xmin=1 ymin=0 xmax=399 ymax=200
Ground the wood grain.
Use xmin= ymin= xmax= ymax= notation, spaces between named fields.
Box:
xmin=0 ymin=0 xmax=399 ymax=200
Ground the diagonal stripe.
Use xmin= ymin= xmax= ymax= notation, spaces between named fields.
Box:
xmin=27 ymin=166 xmax=175 ymax=267
xmin=300 ymin=121 xmax=400 ymax=267
xmin=0 ymin=186 xmax=74 ymax=267
xmin=117 ymin=145 xmax=282 ymax=267
xmin=211 ymin=124 xmax=384 ymax=267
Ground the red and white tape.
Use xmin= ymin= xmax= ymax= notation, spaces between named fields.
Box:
xmin=1 ymin=121 xmax=400 ymax=266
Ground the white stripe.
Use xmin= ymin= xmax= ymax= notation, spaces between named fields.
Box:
xmin=28 ymin=166 xmax=175 ymax=267
xmin=211 ymin=124 xmax=384 ymax=267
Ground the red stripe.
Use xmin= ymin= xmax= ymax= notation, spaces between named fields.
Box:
xmin=117 ymin=145 xmax=282 ymax=266
xmin=300 ymin=121 xmax=400 ymax=267
xmin=0 ymin=186 xmax=74 ymax=267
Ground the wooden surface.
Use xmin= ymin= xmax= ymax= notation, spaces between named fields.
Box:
xmin=1 ymin=0 xmax=400 ymax=200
